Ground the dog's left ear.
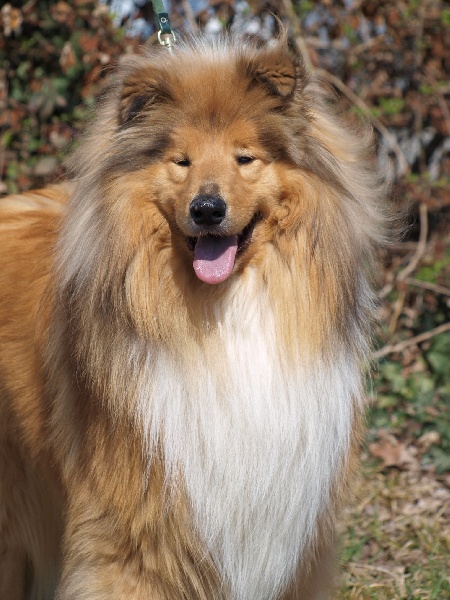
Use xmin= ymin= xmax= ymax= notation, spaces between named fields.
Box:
xmin=242 ymin=38 xmax=306 ymax=101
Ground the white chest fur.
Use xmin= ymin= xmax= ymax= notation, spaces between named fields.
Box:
xmin=136 ymin=274 xmax=360 ymax=600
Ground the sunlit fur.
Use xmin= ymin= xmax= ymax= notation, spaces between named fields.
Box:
xmin=0 ymin=34 xmax=388 ymax=600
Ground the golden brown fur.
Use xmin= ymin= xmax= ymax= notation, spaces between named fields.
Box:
xmin=0 ymin=34 xmax=387 ymax=599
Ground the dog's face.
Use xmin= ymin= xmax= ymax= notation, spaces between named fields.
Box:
xmin=104 ymin=41 xmax=312 ymax=284
xmin=158 ymin=118 xmax=279 ymax=283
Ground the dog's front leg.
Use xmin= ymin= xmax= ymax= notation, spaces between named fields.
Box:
xmin=55 ymin=507 xmax=175 ymax=600
xmin=55 ymin=478 xmax=221 ymax=600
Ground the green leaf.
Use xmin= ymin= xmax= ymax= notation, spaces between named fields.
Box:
xmin=441 ymin=8 xmax=450 ymax=26
xmin=426 ymin=334 xmax=450 ymax=377
xmin=1 ymin=131 xmax=13 ymax=148
xmin=379 ymin=97 xmax=405 ymax=116
xmin=379 ymin=361 xmax=406 ymax=393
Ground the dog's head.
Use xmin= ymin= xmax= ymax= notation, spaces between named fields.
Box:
xmin=63 ymin=34 xmax=387 ymax=347
xmin=93 ymin=37 xmax=319 ymax=285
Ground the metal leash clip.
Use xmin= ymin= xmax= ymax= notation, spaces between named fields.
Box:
xmin=158 ymin=29 xmax=176 ymax=51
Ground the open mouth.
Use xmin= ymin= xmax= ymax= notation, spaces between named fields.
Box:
xmin=187 ymin=212 xmax=262 ymax=284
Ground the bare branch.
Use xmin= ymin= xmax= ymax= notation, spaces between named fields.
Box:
xmin=181 ymin=0 xmax=198 ymax=33
xmin=406 ymin=278 xmax=450 ymax=298
xmin=426 ymin=75 xmax=450 ymax=137
xmin=373 ymin=322 xmax=450 ymax=359
xmin=380 ymin=203 xmax=429 ymax=299
xmin=397 ymin=202 xmax=428 ymax=281
xmin=350 ymin=34 xmax=386 ymax=57
xmin=315 ymin=68 xmax=409 ymax=177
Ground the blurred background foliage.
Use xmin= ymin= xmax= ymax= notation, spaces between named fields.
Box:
xmin=1 ymin=1 xmax=449 ymax=597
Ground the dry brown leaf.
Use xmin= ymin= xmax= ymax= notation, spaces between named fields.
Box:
xmin=369 ymin=432 xmax=420 ymax=470
xmin=417 ymin=431 xmax=441 ymax=450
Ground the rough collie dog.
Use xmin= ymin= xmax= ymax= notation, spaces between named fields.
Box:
xmin=0 ymin=34 xmax=387 ymax=600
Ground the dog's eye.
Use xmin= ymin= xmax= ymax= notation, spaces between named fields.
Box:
xmin=174 ymin=158 xmax=191 ymax=167
xmin=236 ymin=156 xmax=254 ymax=165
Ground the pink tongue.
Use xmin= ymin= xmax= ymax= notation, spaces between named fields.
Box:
xmin=193 ymin=235 xmax=238 ymax=284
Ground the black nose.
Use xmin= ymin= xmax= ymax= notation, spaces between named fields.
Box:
xmin=189 ymin=195 xmax=226 ymax=226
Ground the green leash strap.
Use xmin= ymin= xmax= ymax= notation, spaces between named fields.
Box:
xmin=151 ymin=0 xmax=176 ymax=49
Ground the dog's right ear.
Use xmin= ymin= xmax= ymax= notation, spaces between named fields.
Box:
xmin=118 ymin=67 xmax=172 ymax=126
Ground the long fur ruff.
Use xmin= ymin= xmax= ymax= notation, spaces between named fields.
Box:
xmin=0 ymin=33 xmax=388 ymax=600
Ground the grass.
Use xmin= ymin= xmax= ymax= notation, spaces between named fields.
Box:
xmin=338 ymin=323 xmax=450 ymax=595
xmin=338 ymin=460 xmax=450 ymax=599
